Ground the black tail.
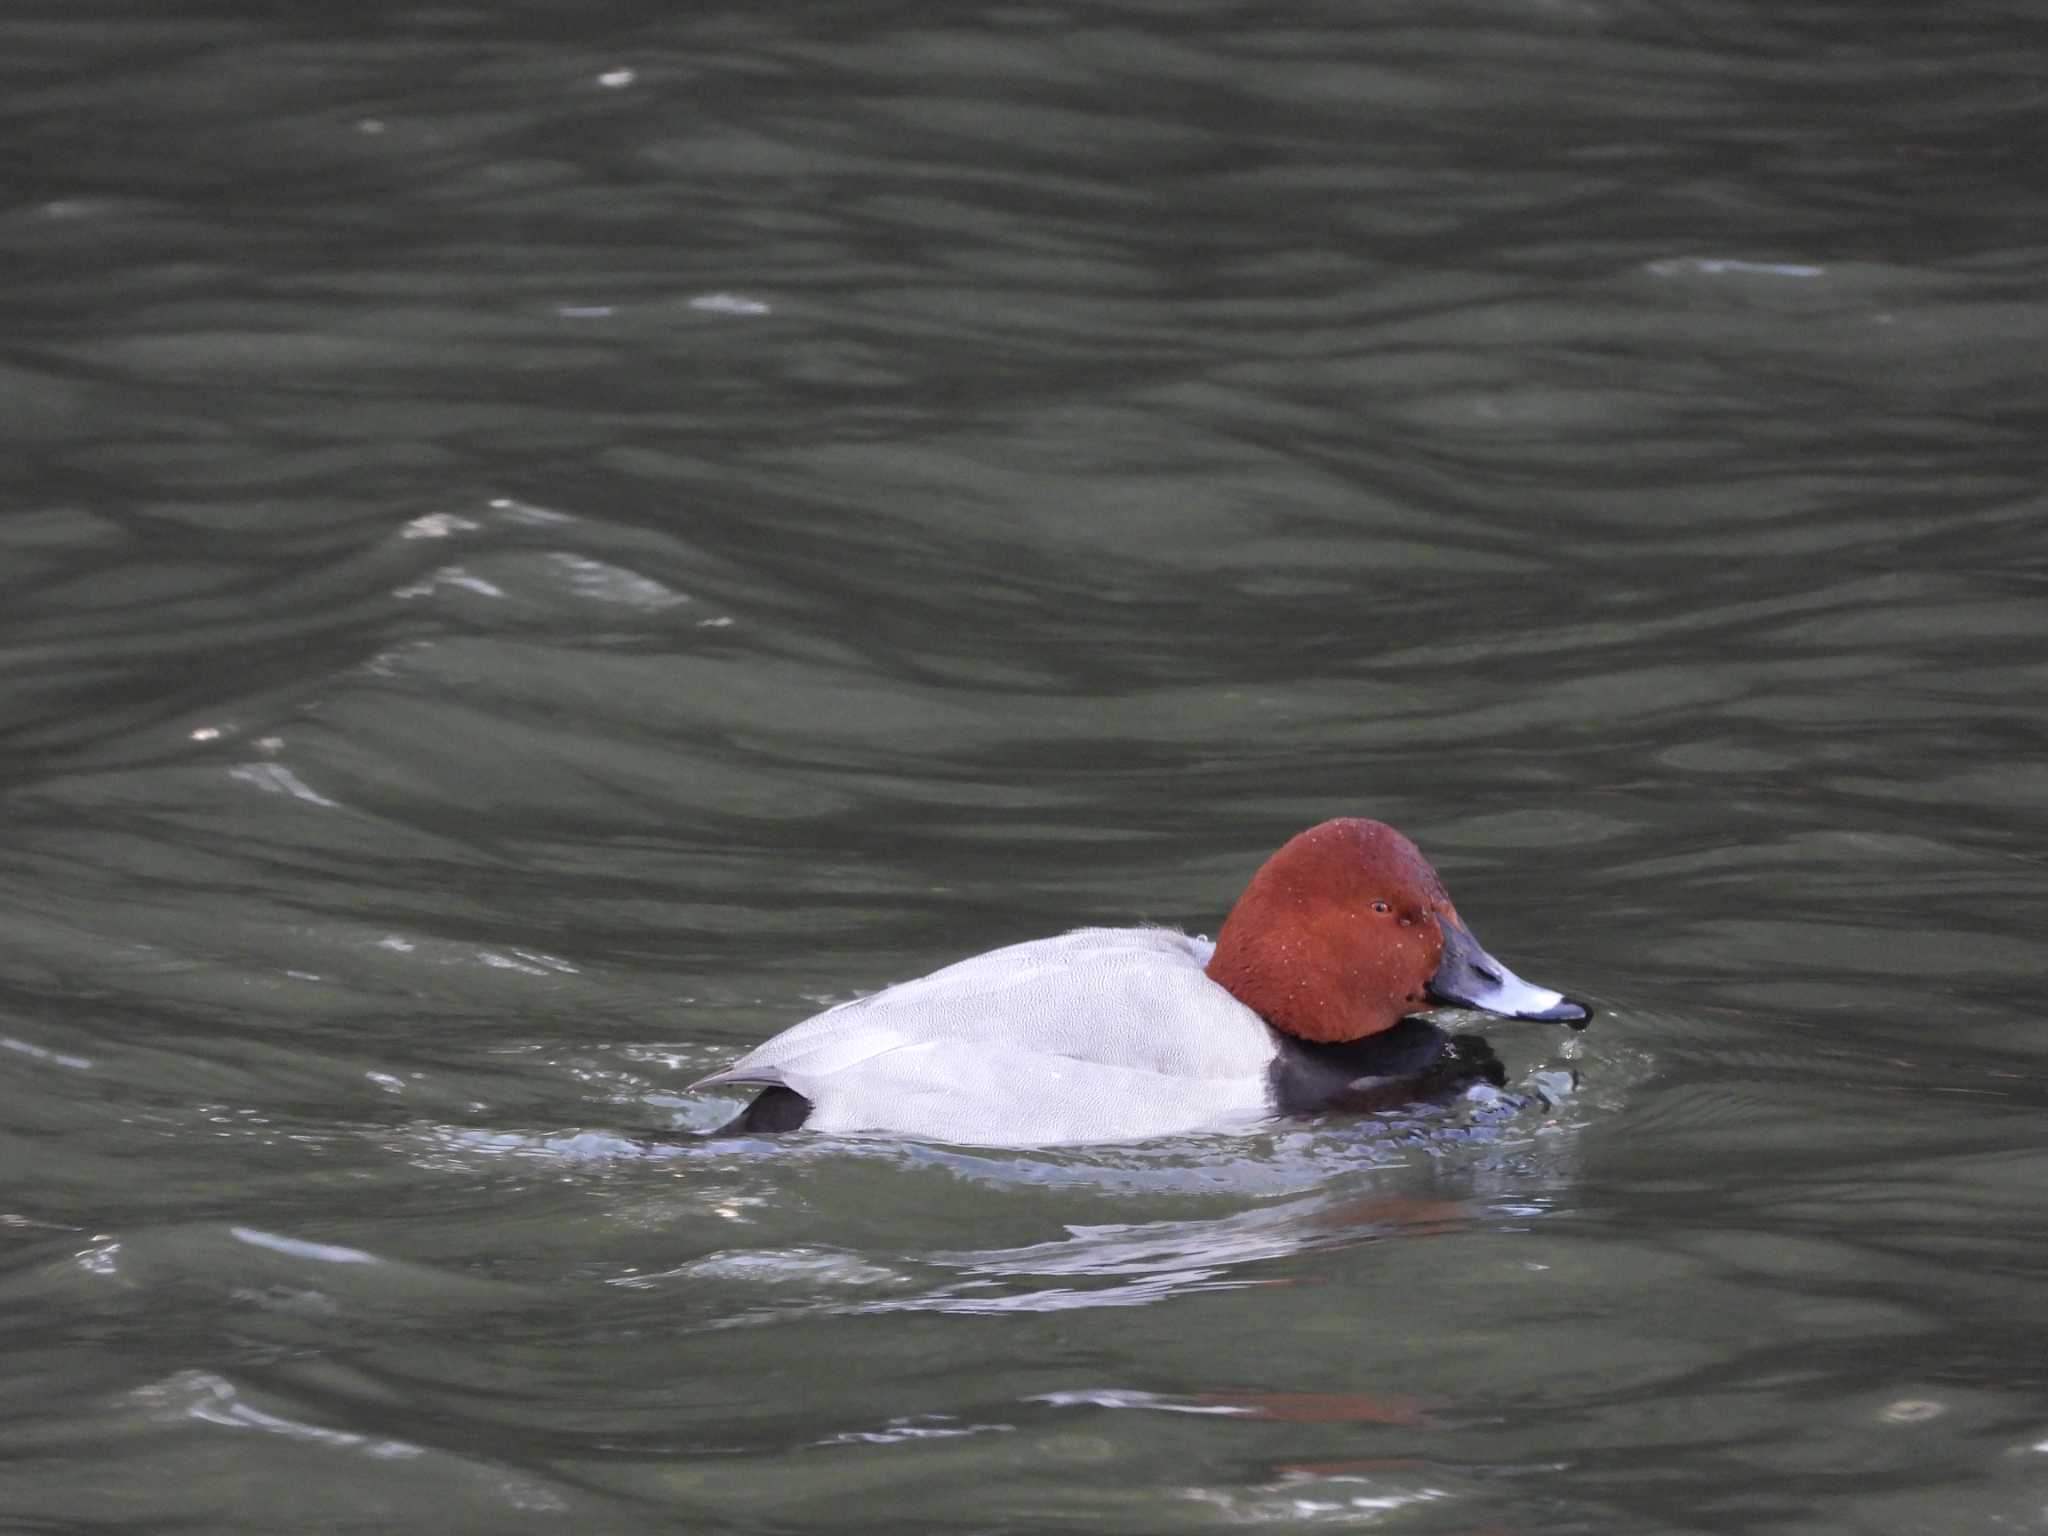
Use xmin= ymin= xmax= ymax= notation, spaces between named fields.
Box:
xmin=712 ymin=1084 xmax=813 ymax=1134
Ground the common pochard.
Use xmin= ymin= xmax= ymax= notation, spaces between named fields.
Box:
xmin=692 ymin=818 xmax=1589 ymax=1145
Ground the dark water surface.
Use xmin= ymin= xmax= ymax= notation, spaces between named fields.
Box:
xmin=5 ymin=1 xmax=2046 ymax=1530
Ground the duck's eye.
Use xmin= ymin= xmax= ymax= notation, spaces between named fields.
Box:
xmin=1370 ymin=900 xmax=1390 ymax=914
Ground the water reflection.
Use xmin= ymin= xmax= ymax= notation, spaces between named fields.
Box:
xmin=860 ymin=1186 xmax=1477 ymax=1315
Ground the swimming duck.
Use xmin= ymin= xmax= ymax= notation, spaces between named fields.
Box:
xmin=691 ymin=818 xmax=1588 ymax=1146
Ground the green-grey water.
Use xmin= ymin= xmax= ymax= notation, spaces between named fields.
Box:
xmin=4 ymin=2 xmax=2046 ymax=1531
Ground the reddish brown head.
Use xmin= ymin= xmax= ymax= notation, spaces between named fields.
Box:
xmin=1203 ymin=818 xmax=1589 ymax=1043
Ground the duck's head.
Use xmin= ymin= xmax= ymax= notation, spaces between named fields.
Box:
xmin=1203 ymin=818 xmax=1590 ymax=1043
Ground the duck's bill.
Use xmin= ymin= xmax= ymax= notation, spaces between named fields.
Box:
xmin=1426 ymin=915 xmax=1591 ymax=1028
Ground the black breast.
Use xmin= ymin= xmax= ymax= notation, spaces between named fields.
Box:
xmin=1268 ymin=1017 xmax=1507 ymax=1116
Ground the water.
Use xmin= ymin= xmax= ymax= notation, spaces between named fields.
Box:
xmin=4 ymin=1 xmax=2046 ymax=1530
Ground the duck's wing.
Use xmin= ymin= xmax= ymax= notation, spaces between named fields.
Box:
xmin=691 ymin=927 xmax=1276 ymax=1144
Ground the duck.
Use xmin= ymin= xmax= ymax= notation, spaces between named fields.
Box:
xmin=689 ymin=818 xmax=1589 ymax=1146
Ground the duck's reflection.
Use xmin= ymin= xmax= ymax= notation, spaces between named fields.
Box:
xmin=851 ymin=1184 xmax=1474 ymax=1315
